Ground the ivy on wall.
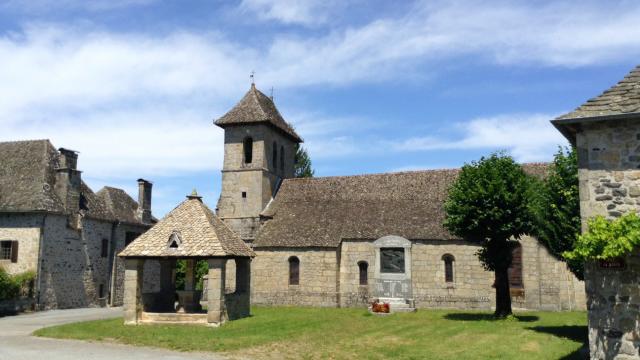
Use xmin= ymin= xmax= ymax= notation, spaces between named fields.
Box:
xmin=564 ymin=213 xmax=640 ymax=261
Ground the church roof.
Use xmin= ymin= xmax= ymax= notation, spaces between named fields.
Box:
xmin=254 ymin=164 xmax=549 ymax=248
xmin=119 ymin=193 xmax=255 ymax=258
xmin=215 ymin=84 xmax=303 ymax=142
xmin=553 ymin=65 xmax=640 ymax=142
xmin=0 ymin=139 xmax=149 ymax=225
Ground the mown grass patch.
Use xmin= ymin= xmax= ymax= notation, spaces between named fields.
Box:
xmin=35 ymin=307 xmax=587 ymax=359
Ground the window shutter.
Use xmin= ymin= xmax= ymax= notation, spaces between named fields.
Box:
xmin=11 ymin=241 xmax=18 ymax=263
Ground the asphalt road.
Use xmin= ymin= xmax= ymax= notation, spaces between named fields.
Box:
xmin=0 ymin=307 xmax=227 ymax=360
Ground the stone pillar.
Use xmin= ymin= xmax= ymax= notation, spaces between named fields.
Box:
xmin=206 ymin=258 xmax=226 ymax=326
xmin=123 ymin=259 xmax=144 ymax=325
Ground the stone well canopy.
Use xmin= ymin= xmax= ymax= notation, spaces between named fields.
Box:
xmin=119 ymin=191 xmax=255 ymax=259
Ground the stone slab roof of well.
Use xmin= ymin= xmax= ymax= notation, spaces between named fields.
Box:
xmin=119 ymin=195 xmax=255 ymax=258
xmin=0 ymin=139 xmax=146 ymax=225
xmin=215 ymin=84 xmax=303 ymax=142
xmin=557 ymin=65 xmax=640 ymax=120
xmin=254 ymin=163 xmax=549 ymax=248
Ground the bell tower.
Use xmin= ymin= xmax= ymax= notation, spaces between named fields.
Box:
xmin=215 ymin=83 xmax=302 ymax=242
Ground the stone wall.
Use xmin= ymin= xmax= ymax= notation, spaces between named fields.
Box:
xmin=252 ymin=248 xmax=338 ymax=306
xmin=0 ymin=213 xmax=42 ymax=275
xmin=576 ymin=119 xmax=640 ymax=359
xmin=256 ymin=237 xmax=585 ymax=311
xmin=110 ymin=223 xmax=149 ymax=306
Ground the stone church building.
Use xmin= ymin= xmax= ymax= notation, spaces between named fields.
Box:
xmin=0 ymin=139 xmax=154 ymax=309
xmin=214 ymin=83 xmax=586 ymax=311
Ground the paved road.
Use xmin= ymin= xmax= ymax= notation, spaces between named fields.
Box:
xmin=0 ymin=308 xmax=228 ymax=360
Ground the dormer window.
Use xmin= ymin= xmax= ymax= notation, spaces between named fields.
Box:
xmin=243 ymin=137 xmax=253 ymax=164
xmin=168 ymin=231 xmax=182 ymax=250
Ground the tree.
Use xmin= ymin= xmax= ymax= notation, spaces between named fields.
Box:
xmin=444 ymin=153 xmax=533 ymax=318
xmin=529 ymin=147 xmax=583 ymax=279
xmin=294 ymin=144 xmax=314 ymax=178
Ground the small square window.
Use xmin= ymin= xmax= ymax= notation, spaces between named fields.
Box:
xmin=1 ymin=241 xmax=11 ymax=260
xmin=242 ymin=192 xmax=247 ymax=198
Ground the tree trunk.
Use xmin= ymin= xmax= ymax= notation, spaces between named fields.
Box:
xmin=494 ymin=265 xmax=512 ymax=318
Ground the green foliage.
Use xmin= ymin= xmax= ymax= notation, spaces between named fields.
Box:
xmin=174 ymin=260 xmax=209 ymax=291
xmin=35 ymin=307 xmax=587 ymax=359
xmin=529 ymin=147 xmax=583 ymax=279
xmin=294 ymin=144 xmax=314 ymax=178
xmin=0 ymin=268 xmax=35 ymax=301
xmin=444 ymin=152 xmax=533 ymax=271
xmin=564 ymin=213 xmax=640 ymax=261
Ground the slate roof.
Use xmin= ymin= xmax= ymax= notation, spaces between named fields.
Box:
xmin=215 ymin=84 xmax=303 ymax=142
xmin=254 ymin=163 xmax=549 ymax=248
xmin=557 ymin=65 xmax=640 ymax=120
xmin=0 ymin=139 xmax=148 ymax=225
xmin=119 ymin=194 xmax=255 ymax=258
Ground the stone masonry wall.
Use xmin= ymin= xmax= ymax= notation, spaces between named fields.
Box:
xmin=339 ymin=241 xmax=375 ymax=307
xmin=0 ymin=214 xmax=42 ymax=275
xmin=577 ymin=119 xmax=640 ymax=360
xmin=252 ymin=248 xmax=338 ymax=307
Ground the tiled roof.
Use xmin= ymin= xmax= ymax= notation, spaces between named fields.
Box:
xmin=557 ymin=65 xmax=640 ymax=120
xmin=0 ymin=139 xmax=148 ymax=225
xmin=254 ymin=163 xmax=549 ymax=248
xmin=119 ymin=194 xmax=255 ymax=258
xmin=215 ymin=84 xmax=303 ymax=142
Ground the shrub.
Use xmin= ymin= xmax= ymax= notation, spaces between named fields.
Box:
xmin=564 ymin=213 xmax=640 ymax=261
xmin=0 ymin=268 xmax=35 ymax=301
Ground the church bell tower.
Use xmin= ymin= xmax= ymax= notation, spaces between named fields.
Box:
xmin=214 ymin=83 xmax=302 ymax=242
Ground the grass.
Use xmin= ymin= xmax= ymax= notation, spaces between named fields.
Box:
xmin=34 ymin=307 xmax=588 ymax=359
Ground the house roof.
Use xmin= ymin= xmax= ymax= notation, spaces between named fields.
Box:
xmin=553 ymin=65 xmax=640 ymax=142
xmin=214 ymin=84 xmax=303 ymax=142
xmin=254 ymin=163 xmax=549 ymax=248
xmin=0 ymin=139 xmax=148 ymax=225
xmin=119 ymin=193 xmax=255 ymax=258
xmin=97 ymin=186 xmax=147 ymax=225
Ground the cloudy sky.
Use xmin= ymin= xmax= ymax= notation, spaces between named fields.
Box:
xmin=1 ymin=0 xmax=639 ymax=216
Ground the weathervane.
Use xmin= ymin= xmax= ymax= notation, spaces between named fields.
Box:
xmin=270 ymin=86 xmax=274 ymax=100
xmin=250 ymin=70 xmax=255 ymax=85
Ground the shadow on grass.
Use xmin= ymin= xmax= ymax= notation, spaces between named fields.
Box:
xmin=444 ymin=313 xmax=539 ymax=322
xmin=528 ymin=325 xmax=589 ymax=360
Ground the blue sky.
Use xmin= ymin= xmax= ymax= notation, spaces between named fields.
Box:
xmin=1 ymin=0 xmax=639 ymax=217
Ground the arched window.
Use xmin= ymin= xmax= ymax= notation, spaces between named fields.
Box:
xmin=288 ymin=256 xmax=299 ymax=285
xmin=280 ymin=145 xmax=285 ymax=171
xmin=243 ymin=137 xmax=253 ymax=164
xmin=442 ymin=254 xmax=455 ymax=283
xmin=357 ymin=261 xmax=368 ymax=285
xmin=508 ymin=244 xmax=523 ymax=289
xmin=272 ymin=141 xmax=278 ymax=170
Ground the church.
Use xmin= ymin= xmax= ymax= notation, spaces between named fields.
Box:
xmin=213 ymin=83 xmax=586 ymax=311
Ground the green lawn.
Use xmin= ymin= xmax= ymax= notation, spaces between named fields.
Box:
xmin=34 ymin=307 xmax=587 ymax=359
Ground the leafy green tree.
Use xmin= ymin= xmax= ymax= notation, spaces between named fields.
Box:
xmin=565 ymin=213 xmax=640 ymax=261
xmin=529 ymin=147 xmax=583 ymax=279
xmin=444 ymin=153 xmax=533 ymax=318
xmin=175 ymin=260 xmax=209 ymax=290
xmin=294 ymin=144 xmax=314 ymax=178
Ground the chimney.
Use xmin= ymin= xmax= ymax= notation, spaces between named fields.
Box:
xmin=137 ymin=179 xmax=152 ymax=223
xmin=54 ymin=148 xmax=82 ymax=214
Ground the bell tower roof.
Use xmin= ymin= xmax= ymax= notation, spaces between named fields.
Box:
xmin=215 ymin=84 xmax=303 ymax=143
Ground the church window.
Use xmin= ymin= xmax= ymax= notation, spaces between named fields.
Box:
xmin=1 ymin=241 xmax=17 ymax=262
xmin=243 ymin=137 xmax=253 ymax=164
xmin=508 ymin=244 xmax=523 ymax=289
xmin=272 ymin=142 xmax=278 ymax=170
xmin=280 ymin=145 xmax=285 ymax=171
xmin=442 ymin=254 xmax=455 ymax=283
xmin=288 ymin=256 xmax=299 ymax=285
xmin=358 ymin=261 xmax=368 ymax=285
xmin=242 ymin=191 xmax=247 ymax=198
xmin=101 ymin=238 xmax=109 ymax=258
xmin=99 ymin=284 xmax=105 ymax=298
xmin=380 ymin=248 xmax=405 ymax=273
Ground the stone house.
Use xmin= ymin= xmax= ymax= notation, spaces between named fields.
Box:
xmin=214 ymin=84 xmax=586 ymax=311
xmin=553 ymin=65 xmax=640 ymax=359
xmin=0 ymin=139 xmax=154 ymax=309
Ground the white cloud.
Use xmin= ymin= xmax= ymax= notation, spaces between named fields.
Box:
xmin=0 ymin=0 xmax=156 ymax=13
xmin=395 ymin=113 xmax=569 ymax=162
xmin=238 ymin=0 xmax=340 ymax=26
